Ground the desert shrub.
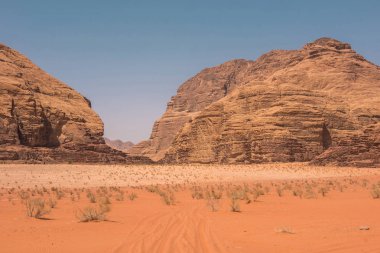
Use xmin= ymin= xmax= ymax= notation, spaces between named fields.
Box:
xmin=205 ymin=186 xmax=223 ymax=200
xmin=292 ymin=188 xmax=303 ymax=198
xmin=205 ymin=186 xmax=222 ymax=211
xmin=371 ymin=184 xmax=380 ymax=199
xmin=86 ymin=190 xmax=96 ymax=203
xmin=276 ymin=187 xmax=283 ymax=197
xmin=160 ymin=190 xmax=175 ymax=205
xmin=97 ymin=187 xmax=109 ymax=195
xmin=252 ymin=188 xmax=265 ymax=202
xmin=282 ymin=183 xmax=293 ymax=191
xmin=128 ymin=192 xmax=138 ymax=201
xmin=25 ymin=198 xmax=50 ymax=219
xmin=77 ymin=205 xmax=109 ymax=222
xmin=146 ymin=185 xmax=175 ymax=205
xmin=318 ymin=187 xmax=329 ymax=197
xmin=47 ymin=198 xmax=57 ymax=208
xmin=304 ymin=185 xmax=316 ymax=199
xmin=191 ymin=186 xmax=204 ymax=199
xmin=145 ymin=185 xmax=159 ymax=193
xmin=228 ymin=186 xmax=245 ymax=200
xmin=207 ymin=197 xmax=219 ymax=212
xmin=53 ymin=189 xmax=65 ymax=200
xmin=230 ymin=196 xmax=241 ymax=212
xmin=210 ymin=187 xmax=223 ymax=199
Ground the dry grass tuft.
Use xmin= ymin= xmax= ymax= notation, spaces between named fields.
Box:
xmin=230 ymin=192 xmax=241 ymax=212
xmin=371 ymin=183 xmax=380 ymax=199
xmin=128 ymin=192 xmax=138 ymax=201
xmin=25 ymin=198 xmax=50 ymax=219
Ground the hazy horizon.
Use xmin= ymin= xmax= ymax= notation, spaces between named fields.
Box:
xmin=1 ymin=0 xmax=380 ymax=143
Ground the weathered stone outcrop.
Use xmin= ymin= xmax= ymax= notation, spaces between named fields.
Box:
xmin=0 ymin=43 xmax=148 ymax=163
xmin=130 ymin=38 xmax=380 ymax=167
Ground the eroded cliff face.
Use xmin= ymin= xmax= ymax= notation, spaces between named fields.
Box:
xmin=130 ymin=38 xmax=380 ymax=167
xmin=0 ymin=43 xmax=142 ymax=163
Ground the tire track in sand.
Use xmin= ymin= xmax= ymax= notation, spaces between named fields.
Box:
xmin=110 ymin=206 xmax=228 ymax=253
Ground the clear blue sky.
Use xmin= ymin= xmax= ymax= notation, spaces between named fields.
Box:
xmin=1 ymin=0 xmax=379 ymax=143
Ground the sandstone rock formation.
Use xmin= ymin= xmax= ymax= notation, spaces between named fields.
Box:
xmin=129 ymin=38 xmax=380 ymax=167
xmin=0 ymin=43 xmax=146 ymax=163
xmin=104 ymin=138 xmax=134 ymax=152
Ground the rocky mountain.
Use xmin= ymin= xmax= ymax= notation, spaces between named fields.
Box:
xmin=0 ymin=43 xmax=147 ymax=163
xmin=128 ymin=38 xmax=380 ymax=167
xmin=104 ymin=138 xmax=134 ymax=152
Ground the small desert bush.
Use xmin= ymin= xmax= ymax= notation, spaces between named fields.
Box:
xmin=25 ymin=198 xmax=50 ymax=219
xmin=304 ymin=185 xmax=316 ymax=199
xmin=205 ymin=188 xmax=220 ymax=212
xmin=191 ymin=186 xmax=204 ymax=199
xmin=86 ymin=190 xmax=96 ymax=203
xmin=337 ymin=183 xmax=345 ymax=192
xmin=97 ymin=187 xmax=109 ymax=196
xmin=318 ymin=187 xmax=329 ymax=197
xmin=252 ymin=187 xmax=265 ymax=202
xmin=160 ymin=190 xmax=175 ymax=205
xmin=276 ymin=187 xmax=283 ymax=197
xmin=53 ymin=188 xmax=65 ymax=200
xmin=228 ymin=188 xmax=242 ymax=212
xmin=230 ymin=196 xmax=241 ymax=212
xmin=205 ymin=186 xmax=223 ymax=200
xmin=145 ymin=185 xmax=159 ymax=193
xmin=207 ymin=197 xmax=219 ymax=212
xmin=361 ymin=179 xmax=369 ymax=188
xmin=128 ymin=192 xmax=138 ymax=201
xmin=371 ymin=184 xmax=380 ymax=199
xmin=146 ymin=186 xmax=175 ymax=205
xmin=76 ymin=204 xmax=109 ymax=222
xmin=292 ymin=188 xmax=303 ymax=198
xmin=47 ymin=198 xmax=57 ymax=208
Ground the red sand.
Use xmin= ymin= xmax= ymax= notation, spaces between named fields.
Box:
xmin=0 ymin=164 xmax=379 ymax=253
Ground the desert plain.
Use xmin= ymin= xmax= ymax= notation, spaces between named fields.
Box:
xmin=0 ymin=163 xmax=379 ymax=253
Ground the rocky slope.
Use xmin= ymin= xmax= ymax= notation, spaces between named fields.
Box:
xmin=0 ymin=43 xmax=146 ymax=163
xmin=104 ymin=138 xmax=134 ymax=152
xmin=129 ymin=38 xmax=380 ymax=167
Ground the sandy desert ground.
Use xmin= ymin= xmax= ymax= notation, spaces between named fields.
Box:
xmin=0 ymin=163 xmax=380 ymax=253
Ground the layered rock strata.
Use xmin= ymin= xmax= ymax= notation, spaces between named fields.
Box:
xmin=129 ymin=38 xmax=380 ymax=167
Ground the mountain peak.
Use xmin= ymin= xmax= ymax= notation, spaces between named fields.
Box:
xmin=305 ymin=37 xmax=352 ymax=50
